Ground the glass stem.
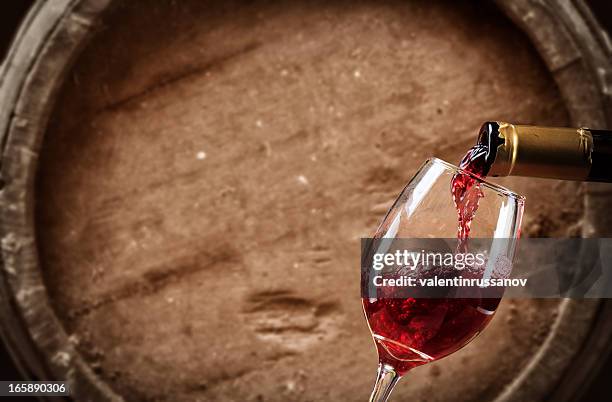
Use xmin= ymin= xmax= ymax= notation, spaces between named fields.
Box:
xmin=368 ymin=363 xmax=401 ymax=402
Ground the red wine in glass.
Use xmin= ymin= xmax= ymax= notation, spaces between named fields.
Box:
xmin=363 ymin=297 xmax=498 ymax=374
xmin=363 ymin=126 xmax=521 ymax=402
xmin=365 ymin=131 xmax=496 ymax=371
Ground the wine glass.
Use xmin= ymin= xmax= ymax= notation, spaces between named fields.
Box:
xmin=362 ymin=157 xmax=524 ymax=401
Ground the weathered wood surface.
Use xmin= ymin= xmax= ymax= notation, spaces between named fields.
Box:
xmin=33 ymin=1 xmax=581 ymax=400
xmin=0 ymin=0 xmax=610 ymax=401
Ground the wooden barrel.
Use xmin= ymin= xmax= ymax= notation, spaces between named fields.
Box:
xmin=1 ymin=0 xmax=611 ymax=401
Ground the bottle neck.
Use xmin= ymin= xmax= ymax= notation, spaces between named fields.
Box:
xmin=478 ymin=121 xmax=603 ymax=181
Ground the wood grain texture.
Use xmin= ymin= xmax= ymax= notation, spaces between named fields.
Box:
xmin=26 ymin=0 xmax=592 ymax=401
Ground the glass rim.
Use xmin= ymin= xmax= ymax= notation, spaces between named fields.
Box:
xmin=428 ymin=157 xmax=526 ymax=203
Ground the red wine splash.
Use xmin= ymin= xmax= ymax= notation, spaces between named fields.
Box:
xmin=451 ymin=144 xmax=487 ymax=241
xmin=363 ymin=123 xmax=501 ymax=375
xmin=451 ymin=121 xmax=501 ymax=241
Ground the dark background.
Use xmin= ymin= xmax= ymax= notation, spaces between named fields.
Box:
xmin=0 ymin=1 xmax=611 ymax=401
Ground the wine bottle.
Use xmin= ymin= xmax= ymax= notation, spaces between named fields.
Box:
xmin=474 ymin=121 xmax=612 ymax=182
